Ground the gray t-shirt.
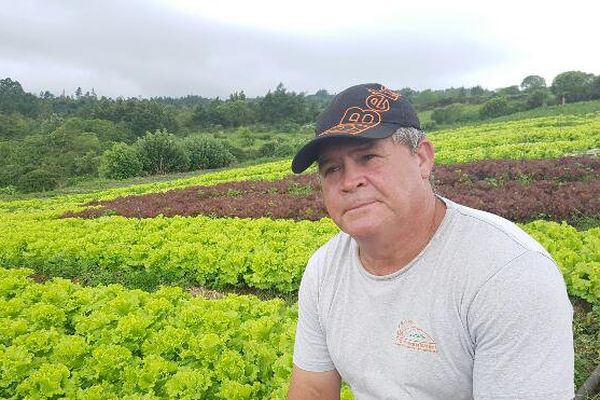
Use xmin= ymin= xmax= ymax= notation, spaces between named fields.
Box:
xmin=293 ymin=197 xmax=574 ymax=400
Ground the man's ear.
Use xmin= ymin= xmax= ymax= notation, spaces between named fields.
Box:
xmin=415 ymin=139 xmax=435 ymax=179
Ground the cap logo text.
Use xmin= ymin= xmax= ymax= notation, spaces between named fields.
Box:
xmin=319 ymin=85 xmax=401 ymax=137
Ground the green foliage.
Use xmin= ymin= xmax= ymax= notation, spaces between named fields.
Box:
xmin=521 ymin=222 xmax=600 ymax=303
xmin=525 ymin=89 xmax=552 ymax=109
xmin=88 ymin=98 xmax=179 ymax=137
xmin=480 ymin=96 xmax=510 ymax=118
xmin=182 ymin=135 xmax=236 ymax=170
xmin=496 ymin=85 xmax=521 ymax=97
xmin=0 ymin=267 xmax=297 ymax=399
xmin=0 ymin=77 xmax=41 ymax=117
xmin=209 ymin=99 xmax=257 ymax=128
xmin=521 ymin=75 xmax=547 ymax=92
xmin=430 ymin=103 xmax=479 ymax=125
xmin=552 ymin=71 xmax=596 ymax=103
xmin=258 ymin=84 xmax=312 ymax=125
xmin=15 ymin=166 xmax=62 ymax=193
xmin=0 ymin=112 xmax=32 ymax=140
xmin=135 ymin=130 xmax=189 ymax=175
xmin=53 ymin=117 xmax=134 ymax=144
xmin=99 ymin=143 xmax=144 ymax=180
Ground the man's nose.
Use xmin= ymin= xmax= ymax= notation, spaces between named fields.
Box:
xmin=340 ymin=163 xmax=366 ymax=192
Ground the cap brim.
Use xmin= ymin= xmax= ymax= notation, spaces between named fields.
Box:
xmin=291 ymin=123 xmax=399 ymax=173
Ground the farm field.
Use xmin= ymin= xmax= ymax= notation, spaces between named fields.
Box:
xmin=1 ymin=113 xmax=600 ymax=398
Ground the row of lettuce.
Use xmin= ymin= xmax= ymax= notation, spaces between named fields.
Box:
xmin=1 ymin=213 xmax=598 ymax=302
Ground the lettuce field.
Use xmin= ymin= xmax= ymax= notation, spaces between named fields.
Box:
xmin=1 ymin=113 xmax=600 ymax=398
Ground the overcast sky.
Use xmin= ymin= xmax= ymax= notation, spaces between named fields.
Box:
xmin=1 ymin=0 xmax=598 ymax=98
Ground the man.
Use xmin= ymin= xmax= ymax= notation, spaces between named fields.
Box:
xmin=287 ymin=83 xmax=574 ymax=400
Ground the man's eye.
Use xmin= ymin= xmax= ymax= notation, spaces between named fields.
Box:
xmin=361 ymin=154 xmax=376 ymax=161
xmin=323 ymin=166 xmax=340 ymax=176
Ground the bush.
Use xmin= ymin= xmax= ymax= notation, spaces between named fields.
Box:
xmin=99 ymin=143 xmax=144 ymax=180
xmin=525 ymin=89 xmax=551 ymax=109
xmin=135 ymin=129 xmax=189 ymax=174
xmin=431 ymin=103 xmax=468 ymax=125
xmin=182 ymin=135 xmax=236 ymax=170
xmin=16 ymin=167 xmax=62 ymax=192
xmin=0 ymin=185 xmax=17 ymax=195
xmin=222 ymin=141 xmax=252 ymax=162
xmin=480 ymin=97 xmax=510 ymax=119
xmin=258 ymin=141 xmax=277 ymax=158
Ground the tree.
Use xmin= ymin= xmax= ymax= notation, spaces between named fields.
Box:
xmin=589 ymin=76 xmax=600 ymax=100
xmin=258 ymin=83 xmax=310 ymax=124
xmin=212 ymin=99 xmax=257 ymax=127
xmin=411 ymin=89 xmax=440 ymax=110
xmin=496 ymin=85 xmax=520 ymax=97
xmin=480 ymin=97 xmax=510 ymax=119
xmin=469 ymin=85 xmax=486 ymax=97
xmin=431 ymin=103 xmax=469 ymax=125
xmin=525 ymin=89 xmax=551 ymax=109
xmin=0 ymin=77 xmax=41 ymax=117
xmin=520 ymin=75 xmax=546 ymax=92
xmin=399 ymin=88 xmax=417 ymax=102
xmin=551 ymin=71 xmax=595 ymax=104
xmin=0 ymin=113 xmax=31 ymax=140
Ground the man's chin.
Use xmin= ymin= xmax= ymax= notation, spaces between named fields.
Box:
xmin=340 ymin=220 xmax=382 ymax=240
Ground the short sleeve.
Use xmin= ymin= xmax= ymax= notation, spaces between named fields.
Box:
xmin=293 ymin=254 xmax=336 ymax=372
xmin=468 ymin=251 xmax=574 ymax=400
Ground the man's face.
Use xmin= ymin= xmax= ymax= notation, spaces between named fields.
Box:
xmin=317 ymin=136 xmax=434 ymax=240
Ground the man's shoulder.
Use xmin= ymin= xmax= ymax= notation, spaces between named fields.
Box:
xmin=301 ymin=231 xmax=353 ymax=283
xmin=308 ymin=231 xmax=353 ymax=267
xmin=443 ymin=197 xmax=549 ymax=257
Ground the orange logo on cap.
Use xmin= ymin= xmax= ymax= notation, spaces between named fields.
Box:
xmin=319 ymin=85 xmax=401 ymax=137
xmin=365 ymin=94 xmax=391 ymax=111
xmin=368 ymin=86 xmax=400 ymax=101
xmin=319 ymin=107 xmax=381 ymax=136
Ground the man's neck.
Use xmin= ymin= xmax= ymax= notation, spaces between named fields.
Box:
xmin=357 ymin=196 xmax=446 ymax=276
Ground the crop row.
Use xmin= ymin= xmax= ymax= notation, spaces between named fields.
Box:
xmin=62 ymin=157 xmax=600 ymax=225
xmin=1 ymin=211 xmax=599 ymax=302
xmin=0 ymin=214 xmax=338 ymax=293
xmin=433 ymin=156 xmax=599 ymax=185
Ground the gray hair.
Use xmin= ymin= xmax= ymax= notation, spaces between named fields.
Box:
xmin=390 ymin=127 xmax=436 ymax=190
xmin=390 ymin=127 xmax=426 ymax=154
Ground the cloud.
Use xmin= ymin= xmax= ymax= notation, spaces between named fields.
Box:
xmin=0 ymin=0 xmax=596 ymax=98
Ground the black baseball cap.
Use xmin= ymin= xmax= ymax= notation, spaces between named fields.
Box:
xmin=291 ymin=83 xmax=420 ymax=173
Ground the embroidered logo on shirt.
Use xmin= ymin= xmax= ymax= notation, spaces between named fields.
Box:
xmin=395 ymin=320 xmax=438 ymax=353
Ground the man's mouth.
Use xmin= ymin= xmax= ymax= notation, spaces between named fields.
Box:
xmin=346 ymin=201 xmax=377 ymax=212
